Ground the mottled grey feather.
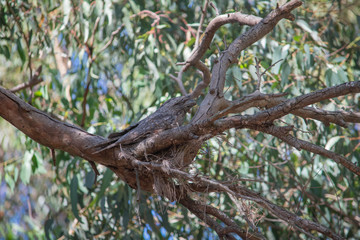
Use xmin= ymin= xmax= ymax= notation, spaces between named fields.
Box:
xmin=92 ymin=95 xmax=196 ymax=153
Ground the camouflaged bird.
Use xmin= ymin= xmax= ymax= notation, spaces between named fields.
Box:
xmin=92 ymin=95 xmax=196 ymax=153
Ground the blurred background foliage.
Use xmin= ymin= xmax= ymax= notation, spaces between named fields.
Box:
xmin=0 ymin=0 xmax=359 ymax=239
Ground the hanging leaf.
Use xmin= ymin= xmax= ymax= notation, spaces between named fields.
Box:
xmin=20 ymin=150 xmax=33 ymax=184
xmin=16 ymin=39 xmax=26 ymax=64
xmin=70 ymin=175 xmax=82 ymax=222
xmin=325 ymin=136 xmax=341 ymax=150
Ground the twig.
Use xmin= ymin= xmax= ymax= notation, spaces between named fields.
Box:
xmin=80 ymin=17 xmax=103 ymax=127
xmin=255 ymin=58 xmax=283 ymax=90
xmin=89 ymin=161 xmax=99 ymax=184
xmin=6 ymin=0 xmax=35 ymax=101
xmin=131 ymin=10 xmax=161 ymax=26
xmin=179 ymin=195 xmax=264 ymax=240
xmin=96 ymin=24 xmax=125 ymax=57
xmin=209 ymin=2 xmax=220 ymax=16
xmin=261 ymin=59 xmax=283 ymax=78
xmin=195 ymin=0 xmax=210 ymax=49
xmin=10 ymin=66 xmax=43 ymax=93
xmin=169 ymin=73 xmax=187 ymax=95
xmin=89 ymin=17 xmax=101 ymax=49
xmin=135 ymin=168 xmax=142 ymax=223
xmin=250 ymin=124 xmax=360 ymax=176
xmin=255 ymin=58 xmax=261 ymax=90
xmin=190 ymin=61 xmax=211 ymax=98
xmin=183 ymin=11 xmax=262 ymax=72
xmin=80 ymin=63 xmax=93 ymax=127
xmin=51 ymin=148 xmax=56 ymax=166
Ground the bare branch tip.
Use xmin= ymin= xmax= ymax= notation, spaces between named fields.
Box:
xmin=209 ymin=2 xmax=219 ymax=16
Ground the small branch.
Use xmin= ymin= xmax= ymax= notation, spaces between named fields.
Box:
xmin=192 ymin=0 xmax=302 ymax=123
xmin=209 ymin=2 xmax=220 ymax=16
xmin=261 ymin=97 xmax=360 ymax=127
xmin=259 ymin=81 xmax=360 ymax=124
xmin=88 ymin=17 xmax=101 ymax=48
xmin=251 ymin=125 xmax=360 ymax=176
xmin=51 ymin=148 xmax=56 ymax=166
xmin=190 ymin=61 xmax=211 ymax=98
xmin=89 ymin=161 xmax=100 ymax=184
xmin=96 ymin=24 xmax=125 ymax=57
xmin=180 ymin=197 xmax=236 ymax=240
xmin=255 ymin=58 xmax=283 ymax=90
xmin=191 ymin=182 xmax=343 ymax=240
xmin=255 ymin=58 xmax=261 ymax=90
xmin=195 ymin=0 xmax=210 ymax=49
xmin=169 ymin=73 xmax=187 ymax=95
xmin=215 ymin=81 xmax=360 ymax=127
xmin=179 ymin=196 xmax=263 ymax=240
xmin=184 ymin=11 xmax=262 ymax=71
xmin=209 ymin=92 xmax=287 ymax=122
xmin=10 ymin=66 xmax=43 ymax=93
xmin=131 ymin=10 xmax=161 ymax=26
xmin=80 ymin=63 xmax=93 ymax=127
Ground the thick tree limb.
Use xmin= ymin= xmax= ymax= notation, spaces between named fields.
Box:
xmin=0 ymin=1 xmax=356 ymax=237
xmin=0 ymin=80 xmax=351 ymax=239
xmin=214 ymin=81 xmax=360 ymax=130
xmin=175 ymin=4 xmax=264 ymax=98
xmin=0 ymin=86 xmax=115 ymax=167
xmin=262 ymin=98 xmax=360 ymax=127
xmin=257 ymin=81 xmax=360 ymax=124
xmin=226 ymin=92 xmax=360 ymax=127
xmin=131 ymin=81 xmax=360 ymax=158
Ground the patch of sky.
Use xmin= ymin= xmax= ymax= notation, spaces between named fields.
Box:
xmin=97 ymin=73 xmax=108 ymax=95
xmin=116 ymin=63 xmax=123 ymax=76
xmin=160 ymin=227 xmax=167 ymax=237
xmin=143 ymin=224 xmax=152 ymax=240
xmin=70 ymin=52 xmax=81 ymax=73
xmin=151 ymin=209 xmax=163 ymax=222
xmin=0 ymin=182 xmax=33 ymax=239
xmin=188 ymin=0 xmax=194 ymax=8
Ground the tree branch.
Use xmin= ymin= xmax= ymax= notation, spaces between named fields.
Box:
xmin=214 ymin=81 xmax=360 ymax=129
xmin=194 ymin=0 xmax=210 ymax=50
xmin=252 ymin=125 xmax=360 ymax=176
xmin=126 ymin=151 xmax=343 ymax=239
xmin=192 ymin=0 xmax=302 ymax=122
xmin=10 ymin=66 xmax=43 ymax=93
xmin=179 ymin=195 xmax=264 ymax=240
xmin=184 ymin=12 xmax=262 ymax=71
xmin=0 ymin=86 xmax=114 ymax=167
xmin=250 ymin=81 xmax=360 ymax=125
xmin=190 ymin=61 xmax=211 ymax=98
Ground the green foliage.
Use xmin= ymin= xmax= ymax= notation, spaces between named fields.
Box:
xmin=0 ymin=0 xmax=360 ymax=239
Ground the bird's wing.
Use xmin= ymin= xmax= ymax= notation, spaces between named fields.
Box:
xmin=107 ymin=122 xmax=140 ymax=139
